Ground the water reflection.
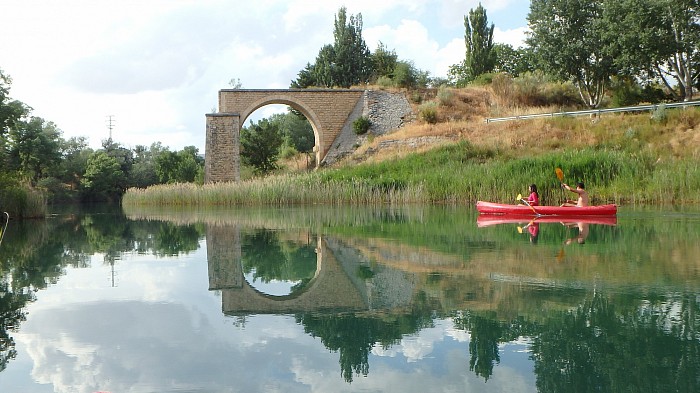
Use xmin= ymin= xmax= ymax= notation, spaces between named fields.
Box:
xmin=0 ymin=205 xmax=698 ymax=391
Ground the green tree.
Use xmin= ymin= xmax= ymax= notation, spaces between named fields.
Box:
xmin=154 ymin=146 xmax=203 ymax=184
xmin=0 ymin=70 xmax=30 ymax=140
xmin=130 ymin=142 xmax=165 ymax=187
xmin=290 ymin=63 xmax=316 ymax=89
xmin=313 ymin=44 xmax=337 ymax=87
xmin=176 ymin=146 xmax=204 ymax=183
xmin=603 ymin=0 xmax=699 ymax=101
xmin=240 ymin=118 xmax=283 ymax=174
xmin=291 ymin=7 xmax=372 ymax=88
xmin=270 ymin=111 xmax=314 ymax=155
xmin=492 ymin=43 xmax=536 ymax=77
xmin=393 ymin=60 xmax=428 ymax=89
xmin=332 ymin=6 xmax=372 ymax=87
xmin=464 ymin=3 xmax=496 ymax=80
xmin=7 ymin=117 xmax=62 ymax=183
xmin=447 ymin=3 xmax=496 ymax=86
xmin=42 ymin=136 xmax=92 ymax=201
xmin=81 ymin=151 xmax=125 ymax=201
xmin=371 ymin=42 xmax=398 ymax=81
xmin=154 ymin=150 xmax=179 ymax=183
xmin=527 ymin=0 xmax=616 ymax=108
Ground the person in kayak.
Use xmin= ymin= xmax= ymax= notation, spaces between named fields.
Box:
xmin=528 ymin=222 xmax=539 ymax=244
xmin=526 ymin=184 xmax=539 ymax=206
xmin=565 ymin=222 xmax=589 ymax=244
xmin=560 ymin=182 xmax=588 ymax=207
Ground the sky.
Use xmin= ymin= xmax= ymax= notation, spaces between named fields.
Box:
xmin=5 ymin=245 xmax=535 ymax=392
xmin=0 ymin=0 xmax=530 ymax=153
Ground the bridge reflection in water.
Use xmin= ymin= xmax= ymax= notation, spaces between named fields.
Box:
xmin=206 ymin=224 xmax=414 ymax=315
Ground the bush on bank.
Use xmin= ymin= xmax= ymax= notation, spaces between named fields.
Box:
xmin=0 ymin=174 xmax=47 ymax=218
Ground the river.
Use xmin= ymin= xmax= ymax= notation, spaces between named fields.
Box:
xmin=0 ymin=204 xmax=698 ymax=392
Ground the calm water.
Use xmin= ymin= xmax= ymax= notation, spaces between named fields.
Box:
xmin=0 ymin=204 xmax=698 ymax=393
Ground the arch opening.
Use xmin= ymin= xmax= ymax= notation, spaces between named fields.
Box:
xmin=240 ymin=229 xmax=319 ymax=297
xmin=241 ymin=102 xmax=319 ymax=174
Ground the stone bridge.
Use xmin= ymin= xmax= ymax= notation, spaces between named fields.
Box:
xmin=204 ymin=89 xmax=413 ymax=183
xmin=207 ymin=225 xmax=371 ymax=315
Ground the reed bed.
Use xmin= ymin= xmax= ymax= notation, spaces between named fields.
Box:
xmin=123 ymin=174 xmax=427 ymax=206
xmin=0 ymin=179 xmax=47 ymax=218
xmin=123 ymin=140 xmax=700 ymax=207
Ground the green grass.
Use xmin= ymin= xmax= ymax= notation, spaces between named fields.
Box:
xmin=123 ymin=139 xmax=700 ymax=207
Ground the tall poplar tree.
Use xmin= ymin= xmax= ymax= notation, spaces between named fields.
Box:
xmin=291 ymin=7 xmax=372 ymax=88
xmin=332 ymin=7 xmax=372 ymax=87
xmin=464 ymin=3 xmax=496 ymax=80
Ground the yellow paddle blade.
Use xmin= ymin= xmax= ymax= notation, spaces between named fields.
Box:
xmin=516 ymin=193 xmax=522 ymax=202
xmin=555 ymin=168 xmax=564 ymax=182
xmin=517 ymin=226 xmax=523 ymax=234
xmin=556 ymin=249 xmax=565 ymax=262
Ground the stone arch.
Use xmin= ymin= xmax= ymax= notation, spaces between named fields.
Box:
xmin=242 ymin=243 xmax=323 ymax=300
xmin=205 ymin=89 xmax=365 ymax=183
xmin=206 ymin=230 xmax=370 ymax=314
xmin=238 ymin=95 xmax=325 ymax=165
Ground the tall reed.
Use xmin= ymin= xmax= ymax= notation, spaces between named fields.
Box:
xmin=0 ymin=175 xmax=47 ymax=218
xmin=124 ymin=142 xmax=699 ymax=207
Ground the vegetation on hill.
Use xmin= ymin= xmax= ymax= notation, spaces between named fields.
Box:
xmin=4 ymin=2 xmax=700 ymax=214
xmin=124 ymin=84 xmax=700 ymax=207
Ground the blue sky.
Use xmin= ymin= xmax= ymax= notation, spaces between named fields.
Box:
xmin=0 ymin=0 xmax=530 ymax=152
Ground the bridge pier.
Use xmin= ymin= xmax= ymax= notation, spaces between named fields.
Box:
xmin=206 ymin=224 xmax=243 ymax=290
xmin=205 ymin=113 xmax=241 ymax=183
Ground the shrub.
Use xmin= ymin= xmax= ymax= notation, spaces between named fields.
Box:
xmin=0 ymin=174 xmax=47 ymax=217
xmin=471 ymin=73 xmax=495 ymax=86
xmin=353 ymin=116 xmax=371 ymax=135
xmin=491 ymin=73 xmax=514 ymax=105
xmin=279 ymin=144 xmax=298 ymax=160
xmin=651 ymin=103 xmax=668 ymax=123
xmin=393 ymin=61 xmax=417 ymax=88
xmin=37 ymin=177 xmax=74 ymax=203
xmin=542 ymin=82 xmax=580 ymax=107
xmin=436 ymin=85 xmax=454 ymax=106
xmin=640 ymin=83 xmax=670 ymax=104
xmin=410 ymin=91 xmax=423 ymax=104
xmin=610 ymin=77 xmax=642 ymax=107
xmin=418 ymin=102 xmax=438 ymax=124
xmin=377 ymin=76 xmax=393 ymax=88
xmin=512 ymin=71 xmax=579 ymax=107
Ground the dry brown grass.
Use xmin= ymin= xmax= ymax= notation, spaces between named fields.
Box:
xmin=339 ymin=86 xmax=700 ymax=165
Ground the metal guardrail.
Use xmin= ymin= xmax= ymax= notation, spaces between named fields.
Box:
xmin=485 ymin=100 xmax=700 ymax=123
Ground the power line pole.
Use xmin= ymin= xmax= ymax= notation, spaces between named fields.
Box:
xmin=106 ymin=115 xmax=115 ymax=140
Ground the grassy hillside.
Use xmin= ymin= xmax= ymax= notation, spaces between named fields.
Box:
xmin=124 ymin=85 xmax=700 ymax=207
xmin=334 ymin=86 xmax=700 ymax=166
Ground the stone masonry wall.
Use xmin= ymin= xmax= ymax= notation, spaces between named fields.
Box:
xmin=205 ymin=113 xmax=240 ymax=183
xmin=205 ymin=89 xmax=415 ymax=181
xmin=321 ymin=90 xmax=414 ymax=166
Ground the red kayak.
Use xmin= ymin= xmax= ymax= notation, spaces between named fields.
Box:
xmin=477 ymin=214 xmax=617 ymax=228
xmin=476 ymin=201 xmax=617 ymax=216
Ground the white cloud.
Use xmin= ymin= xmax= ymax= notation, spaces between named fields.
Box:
xmin=494 ymin=26 xmax=530 ymax=48
xmin=0 ymin=0 xmax=529 ymax=152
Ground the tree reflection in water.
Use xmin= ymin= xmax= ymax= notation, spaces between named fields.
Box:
xmin=0 ymin=210 xmax=205 ymax=373
xmin=240 ymin=229 xmax=317 ymax=296
xmin=0 ymin=207 xmax=698 ymax=392
xmin=296 ymin=310 xmax=434 ymax=383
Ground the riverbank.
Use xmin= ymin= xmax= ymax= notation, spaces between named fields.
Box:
xmin=0 ymin=175 xmax=47 ymax=218
xmin=123 ymin=143 xmax=700 ymax=207
xmin=123 ymin=88 xmax=700 ymax=207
